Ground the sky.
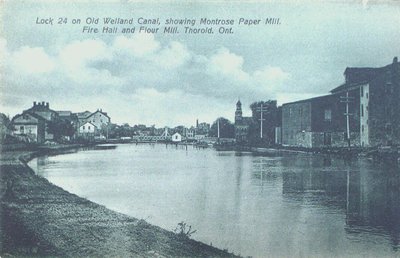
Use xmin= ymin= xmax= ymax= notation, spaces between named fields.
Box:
xmin=1 ymin=0 xmax=400 ymax=127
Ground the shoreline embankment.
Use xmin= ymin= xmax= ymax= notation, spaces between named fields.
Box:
xmin=0 ymin=144 xmax=237 ymax=257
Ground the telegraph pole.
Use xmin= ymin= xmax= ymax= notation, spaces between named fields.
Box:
xmin=217 ymin=118 xmax=220 ymax=139
xmin=256 ymin=103 xmax=268 ymax=139
xmin=340 ymin=91 xmax=354 ymax=147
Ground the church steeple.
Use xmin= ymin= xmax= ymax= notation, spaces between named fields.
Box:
xmin=235 ymin=99 xmax=242 ymax=123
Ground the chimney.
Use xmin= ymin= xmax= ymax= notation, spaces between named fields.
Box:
xmin=42 ymin=101 xmax=45 ymax=106
xmin=46 ymin=102 xmax=49 ymax=108
xmin=33 ymin=101 xmax=36 ymax=106
xmin=393 ymin=56 xmax=398 ymax=64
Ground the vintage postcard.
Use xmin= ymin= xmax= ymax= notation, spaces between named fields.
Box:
xmin=1 ymin=0 xmax=400 ymax=257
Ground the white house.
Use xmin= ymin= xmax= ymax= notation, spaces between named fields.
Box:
xmin=171 ymin=132 xmax=182 ymax=142
xmin=79 ymin=122 xmax=96 ymax=139
xmin=85 ymin=109 xmax=110 ymax=131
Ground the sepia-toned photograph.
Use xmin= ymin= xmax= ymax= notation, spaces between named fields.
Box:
xmin=1 ymin=0 xmax=400 ymax=257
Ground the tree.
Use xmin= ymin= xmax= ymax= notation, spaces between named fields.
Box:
xmin=209 ymin=117 xmax=234 ymax=138
xmin=0 ymin=113 xmax=13 ymax=143
xmin=107 ymin=123 xmax=119 ymax=139
xmin=107 ymin=123 xmax=134 ymax=138
xmin=47 ymin=119 xmax=75 ymax=140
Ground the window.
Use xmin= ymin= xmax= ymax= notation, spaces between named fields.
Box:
xmin=20 ymin=126 xmax=24 ymax=133
xmin=366 ymin=93 xmax=369 ymax=99
xmin=361 ymin=104 xmax=364 ymax=117
xmin=360 ymin=86 xmax=364 ymax=97
xmin=362 ymin=125 xmax=364 ymax=133
xmin=324 ymin=109 xmax=332 ymax=122
xmin=83 ymin=126 xmax=85 ymax=130
xmin=88 ymin=126 xmax=91 ymax=130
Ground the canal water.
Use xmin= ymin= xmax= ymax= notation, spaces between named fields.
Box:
xmin=29 ymin=144 xmax=400 ymax=257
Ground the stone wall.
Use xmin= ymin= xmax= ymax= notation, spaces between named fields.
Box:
xmin=282 ymin=101 xmax=311 ymax=146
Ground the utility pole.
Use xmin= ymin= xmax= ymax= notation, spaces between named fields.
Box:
xmin=340 ymin=91 xmax=354 ymax=147
xmin=256 ymin=103 xmax=268 ymax=139
xmin=217 ymin=118 xmax=220 ymax=139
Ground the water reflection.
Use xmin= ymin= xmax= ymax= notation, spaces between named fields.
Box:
xmin=257 ymin=154 xmax=400 ymax=251
xmin=30 ymin=145 xmax=400 ymax=257
xmin=346 ymin=161 xmax=400 ymax=250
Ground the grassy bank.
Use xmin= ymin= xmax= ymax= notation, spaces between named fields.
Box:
xmin=0 ymin=146 xmax=237 ymax=257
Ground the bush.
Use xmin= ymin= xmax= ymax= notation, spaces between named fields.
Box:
xmin=173 ymin=221 xmax=197 ymax=238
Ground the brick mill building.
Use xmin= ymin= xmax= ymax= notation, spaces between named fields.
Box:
xmin=282 ymin=57 xmax=400 ymax=148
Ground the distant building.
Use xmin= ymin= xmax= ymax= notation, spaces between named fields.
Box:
xmin=172 ymin=132 xmax=182 ymax=142
xmin=23 ymin=101 xmax=59 ymax=141
xmin=234 ymin=100 xmax=254 ymax=143
xmin=57 ymin=111 xmax=78 ymax=124
xmin=11 ymin=112 xmax=46 ymax=143
xmin=24 ymin=101 xmax=58 ymax=122
xmin=282 ymin=94 xmax=355 ymax=148
xmin=76 ymin=111 xmax=92 ymax=126
xmin=185 ymin=127 xmax=196 ymax=140
xmin=282 ymin=57 xmax=400 ymax=148
xmin=78 ymin=122 xmax=96 ymax=140
xmin=275 ymin=106 xmax=282 ymax=145
xmin=85 ymin=109 xmax=111 ymax=131
xmin=74 ymin=109 xmax=111 ymax=139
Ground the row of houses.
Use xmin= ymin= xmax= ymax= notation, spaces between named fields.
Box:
xmin=8 ymin=101 xmax=211 ymax=144
xmin=11 ymin=101 xmax=111 ymax=143
xmin=117 ymin=122 xmax=211 ymax=142
xmin=235 ymin=57 xmax=400 ymax=148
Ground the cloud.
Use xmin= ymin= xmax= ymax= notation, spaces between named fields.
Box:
xmin=154 ymin=41 xmax=191 ymax=69
xmin=11 ymin=46 xmax=55 ymax=74
xmin=253 ymin=66 xmax=291 ymax=91
xmin=113 ymin=34 xmax=160 ymax=57
xmin=208 ymin=48 xmax=249 ymax=82
xmin=113 ymin=35 xmax=190 ymax=70
xmin=60 ymin=39 xmax=111 ymax=68
xmin=2 ymin=35 xmax=292 ymax=125
xmin=124 ymin=88 xmax=233 ymax=127
xmin=58 ymin=39 xmax=120 ymax=86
